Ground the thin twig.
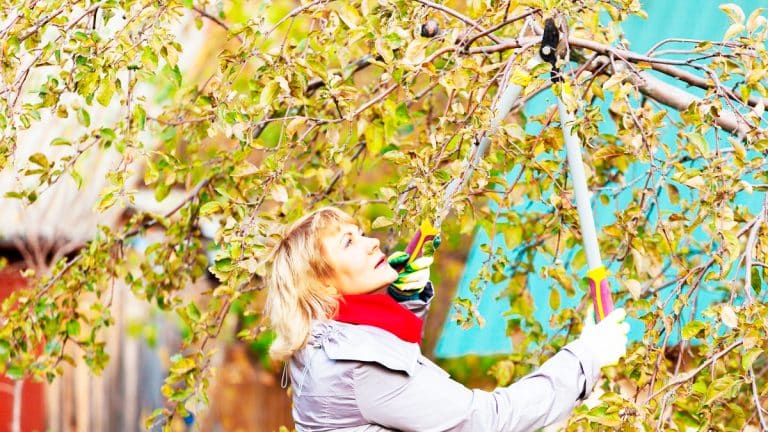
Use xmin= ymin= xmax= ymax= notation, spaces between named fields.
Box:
xmin=461 ymin=8 xmax=540 ymax=49
xmin=645 ymin=340 xmax=743 ymax=402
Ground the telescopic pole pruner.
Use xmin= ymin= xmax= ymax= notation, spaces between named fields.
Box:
xmin=403 ymin=18 xmax=617 ymax=323
xmin=541 ymin=18 xmax=615 ymax=321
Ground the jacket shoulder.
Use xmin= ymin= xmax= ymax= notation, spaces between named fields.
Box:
xmin=310 ymin=320 xmax=422 ymax=375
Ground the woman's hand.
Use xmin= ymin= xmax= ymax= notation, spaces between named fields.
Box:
xmin=578 ymin=307 xmax=630 ymax=368
xmin=387 ymin=236 xmax=440 ymax=300
xmin=388 ymin=253 xmax=433 ymax=294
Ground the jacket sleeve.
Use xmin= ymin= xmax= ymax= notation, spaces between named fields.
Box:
xmin=389 ymin=281 xmax=434 ymax=321
xmin=353 ymin=338 xmax=600 ymax=432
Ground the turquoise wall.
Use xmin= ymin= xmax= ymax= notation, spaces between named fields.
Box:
xmin=435 ymin=0 xmax=766 ymax=358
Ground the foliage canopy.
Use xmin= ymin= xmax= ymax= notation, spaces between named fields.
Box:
xmin=1 ymin=0 xmax=767 ymax=429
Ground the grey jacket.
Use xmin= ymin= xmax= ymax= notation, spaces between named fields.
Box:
xmin=288 ymin=284 xmax=601 ymax=431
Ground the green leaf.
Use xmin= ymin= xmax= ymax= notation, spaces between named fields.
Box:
xmin=96 ymin=192 xmax=117 ymax=212
xmin=199 ymin=201 xmax=222 ymax=216
xmin=7 ymin=365 xmax=24 ymax=380
xmin=0 ymin=340 xmax=10 ymax=359
xmin=751 ymin=267 xmax=762 ymax=295
xmin=260 ymin=81 xmax=279 ymax=108
xmin=160 ymin=126 xmax=177 ymax=142
xmin=66 ymin=320 xmax=81 ymax=337
xmin=688 ymin=133 xmax=709 ymax=157
xmin=186 ymin=303 xmax=201 ymax=322
xmin=168 ymin=64 xmax=182 ymax=87
xmin=99 ymin=128 xmax=117 ymax=141
xmin=134 ymin=105 xmax=146 ymax=129
xmin=215 ymin=257 xmax=233 ymax=272
xmin=742 ymin=348 xmax=762 ymax=370
xmin=28 ymin=152 xmax=49 ymax=168
xmin=96 ymin=81 xmax=115 ymax=106
xmin=50 ymin=137 xmax=71 ymax=146
xmin=170 ymin=357 xmax=196 ymax=374
xmin=682 ymin=320 xmax=707 ymax=340
xmin=69 ymin=169 xmax=83 ymax=190
xmin=141 ymin=46 xmax=158 ymax=70
xmin=77 ymin=108 xmax=91 ymax=127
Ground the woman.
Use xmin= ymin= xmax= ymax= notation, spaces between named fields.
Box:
xmin=265 ymin=207 xmax=629 ymax=431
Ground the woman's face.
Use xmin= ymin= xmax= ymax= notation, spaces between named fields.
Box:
xmin=321 ymin=223 xmax=399 ymax=295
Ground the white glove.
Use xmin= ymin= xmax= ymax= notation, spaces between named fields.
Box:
xmin=578 ymin=307 xmax=630 ymax=368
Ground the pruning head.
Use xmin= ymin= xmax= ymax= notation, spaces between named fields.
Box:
xmin=540 ymin=17 xmax=562 ymax=82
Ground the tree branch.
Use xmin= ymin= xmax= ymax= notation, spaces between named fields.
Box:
xmin=461 ymin=8 xmax=540 ymax=49
xmin=34 ymin=178 xmax=213 ymax=300
xmin=307 ymin=55 xmax=375 ymax=95
xmin=193 ymin=6 xmax=243 ymax=43
xmin=471 ymin=35 xmax=768 ymax=111
xmin=750 ymin=365 xmax=768 ymax=430
xmin=261 ymin=0 xmax=327 ymax=41
xmin=743 ymin=194 xmax=768 ymax=302
xmin=413 ymin=0 xmax=501 ymax=44
xmin=645 ymin=340 xmax=743 ymax=403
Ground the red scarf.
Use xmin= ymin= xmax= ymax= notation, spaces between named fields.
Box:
xmin=334 ymin=294 xmax=423 ymax=344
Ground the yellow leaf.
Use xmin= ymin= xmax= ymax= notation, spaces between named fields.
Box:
xmin=271 ymin=185 xmax=288 ymax=203
xmin=720 ymin=305 xmax=738 ymax=328
xmin=688 ymin=132 xmax=709 ymax=157
xmin=746 ymin=68 xmax=766 ymax=85
xmin=170 ymin=357 xmax=196 ymax=375
xmin=724 ymin=23 xmax=745 ymax=40
xmin=371 ymin=216 xmax=393 ymax=229
xmin=732 ymin=138 xmax=747 ymax=161
xmin=602 ymin=72 xmax=627 ymax=91
xmin=231 ymin=161 xmax=259 ymax=177
xmin=626 ymin=279 xmax=642 ymax=300
xmin=286 ymin=117 xmax=305 ymax=138
xmin=720 ymin=3 xmax=745 ymax=24
xmin=511 ymin=69 xmax=531 ymax=87
xmin=275 ymin=76 xmax=291 ymax=94
xmin=590 ymin=80 xmax=604 ymax=100
xmin=379 ymin=187 xmax=397 ymax=200
xmin=683 ymin=175 xmax=705 ymax=190
xmin=332 ymin=1 xmax=361 ymax=28
xmin=402 ymin=39 xmax=427 ymax=67
xmin=375 ymin=38 xmax=393 ymax=64
xmin=549 ymin=288 xmax=561 ymax=310
xmin=747 ymin=8 xmax=766 ymax=33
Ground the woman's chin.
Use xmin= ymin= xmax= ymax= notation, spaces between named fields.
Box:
xmin=385 ymin=267 xmax=399 ymax=283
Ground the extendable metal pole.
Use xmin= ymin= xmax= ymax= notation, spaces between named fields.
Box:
xmin=407 ymin=57 xmax=529 ymax=261
xmin=541 ymin=17 xmax=614 ymax=320
xmin=556 ymin=98 xmax=614 ymax=320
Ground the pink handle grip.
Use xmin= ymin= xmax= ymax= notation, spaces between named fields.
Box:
xmin=395 ymin=220 xmax=439 ymax=272
xmin=587 ymin=266 xmax=614 ymax=322
xmin=404 ymin=230 xmax=436 ymax=259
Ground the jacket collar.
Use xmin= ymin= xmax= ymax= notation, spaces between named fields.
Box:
xmin=334 ymin=293 xmax=423 ymax=344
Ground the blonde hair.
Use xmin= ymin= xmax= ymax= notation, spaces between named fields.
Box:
xmin=265 ymin=207 xmax=356 ymax=361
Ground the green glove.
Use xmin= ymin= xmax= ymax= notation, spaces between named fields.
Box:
xmin=388 ymin=253 xmax=433 ymax=298
xmin=387 ymin=236 xmax=440 ymax=300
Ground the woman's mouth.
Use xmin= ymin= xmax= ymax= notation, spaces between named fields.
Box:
xmin=375 ymin=256 xmax=386 ymax=268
